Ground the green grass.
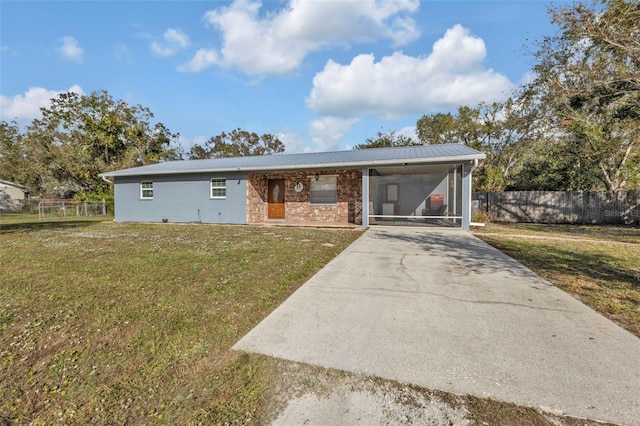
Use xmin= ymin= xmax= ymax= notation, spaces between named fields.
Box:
xmin=1 ymin=215 xmax=629 ymax=424
xmin=474 ymin=223 xmax=640 ymax=337
xmin=0 ymin=217 xmax=363 ymax=424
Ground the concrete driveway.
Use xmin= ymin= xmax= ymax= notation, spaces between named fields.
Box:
xmin=234 ymin=227 xmax=640 ymax=425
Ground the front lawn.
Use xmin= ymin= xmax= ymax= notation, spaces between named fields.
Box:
xmin=1 ymin=217 xmax=627 ymax=424
xmin=0 ymin=219 xmax=362 ymax=424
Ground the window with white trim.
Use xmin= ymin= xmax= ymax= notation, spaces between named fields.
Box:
xmin=140 ymin=181 xmax=153 ymax=199
xmin=310 ymin=175 xmax=337 ymax=204
xmin=210 ymin=178 xmax=226 ymax=198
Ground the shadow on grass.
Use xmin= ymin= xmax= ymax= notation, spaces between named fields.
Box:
xmin=0 ymin=219 xmax=105 ymax=234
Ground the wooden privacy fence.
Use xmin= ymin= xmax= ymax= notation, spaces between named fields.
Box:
xmin=473 ymin=191 xmax=640 ymax=225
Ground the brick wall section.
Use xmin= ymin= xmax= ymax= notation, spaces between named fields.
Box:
xmin=247 ymin=170 xmax=362 ymax=224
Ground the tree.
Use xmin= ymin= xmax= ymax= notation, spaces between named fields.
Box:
xmin=0 ymin=121 xmax=28 ymax=185
xmin=414 ymin=102 xmax=539 ymax=191
xmin=353 ymin=103 xmax=538 ymax=191
xmin=188 ymin=129 xmax=284 ymax=159
xmin=524 ymin=0 xmax=640 ymax=191
xmin=146 ymin=123 xmax=183 ymax=163
xmin=0 ymin=121 xmax=60 ymax=193
xmin=507 ymin=141 xmax=604 ymax=191
xmin=0 ymin=90 xmax=182 ymax=196
xmin=353 ymin=130 xmax=418 ymax=149
xmin=416 ymin=113 xmax=457 ymax=145
xmin=416 ymin=106 xmax=490 ymax=151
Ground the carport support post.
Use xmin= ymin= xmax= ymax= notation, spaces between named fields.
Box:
xmin=362 ymin=168 xmax=369 ymax=227
xmin=462 ymin=162 xmax=471 ymax=231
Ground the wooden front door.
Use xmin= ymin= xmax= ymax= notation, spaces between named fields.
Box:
xmin=267 ymin=179 xmax=285 ymax=219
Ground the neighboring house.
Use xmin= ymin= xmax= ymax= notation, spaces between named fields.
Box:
xmin=0 ymin=179 xmax=28 ymax=212
xmin=99 ymin=144 xmax=485 ymax=230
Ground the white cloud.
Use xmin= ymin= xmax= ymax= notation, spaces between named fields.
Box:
xmin=387 ymin=16 xmax=421 ymax=47
xmin=306 ymin=25 xmax=515 ymax=120
xmin=165 ymin=28 xmax=190 ymax=48
xmin=0 ymin=85 xmax=84 ymax=123
xmin=179 ymin=0 xmax=420 ymax=76
xmin=396 ymin=126 xmax=417 ymax=140
xmin=309 ymin=116 xmax=359 ymax=152
xmin=114 ymin=43 xmax=132 ymax=62
xmin=151 ymin=28 xmax=190 ymax=57
xmin=179 ymin=134 xmax=209 ymax=153
xmin=1 ymin=45 xmax=17 ymax=55
xmin=177 ymin=48 xmax=218 ymax=72
xmin=58 ymin=36 xmax=84 ymax=63
xmin=277 ymin=132 xmax=308 ymax=153
xmin=518 ymin=71 xmax=536 ymax=86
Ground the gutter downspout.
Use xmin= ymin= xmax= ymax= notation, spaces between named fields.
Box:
xmin=469 ymin=158 xmax=478 ymax=174
xmin=101 ymin=176 xmax=114 ymax=218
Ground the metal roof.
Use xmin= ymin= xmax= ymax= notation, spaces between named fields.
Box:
xmin=100 ymin=143 xmax=485 ymax=178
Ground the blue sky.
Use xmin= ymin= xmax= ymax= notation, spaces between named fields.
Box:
xmin=1 ymin=0 xmax=561 ymax=153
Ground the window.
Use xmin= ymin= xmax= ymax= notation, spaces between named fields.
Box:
xmin=310 ymin=175 xmax=337 ymax=204
xmin=140 ymin=181 xmax=153 ymax=199
xmin=386 ymin=184 xmax=398 ymax=202
xmin=210 ymin=178 xmax=226 ymax=198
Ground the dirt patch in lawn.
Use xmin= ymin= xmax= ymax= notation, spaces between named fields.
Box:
xmin=256 ymin=356 xmax=614 ymax=426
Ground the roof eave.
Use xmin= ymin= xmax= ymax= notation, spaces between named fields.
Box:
xmin=0 ymin=179 xmax=29 ymax=190
xmin=99 ymin=154 xmax=486 ymax=178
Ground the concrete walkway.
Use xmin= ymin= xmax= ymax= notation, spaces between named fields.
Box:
xmin=234 ymin=227 xmax=640 ymax=425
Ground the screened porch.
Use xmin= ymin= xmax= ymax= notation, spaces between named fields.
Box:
xmin=367 ymin=164 xmax=463 ymax=228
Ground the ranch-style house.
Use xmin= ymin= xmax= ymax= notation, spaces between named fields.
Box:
xmin=99 ymin=144 xmax=485 ymax=230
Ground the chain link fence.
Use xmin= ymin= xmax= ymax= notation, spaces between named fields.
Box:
xmin=38 ymin=199 xmax=107 ymax=220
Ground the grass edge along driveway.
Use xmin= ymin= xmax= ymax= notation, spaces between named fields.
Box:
xmin=473 ymin=222 xmax=640 ymax=338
